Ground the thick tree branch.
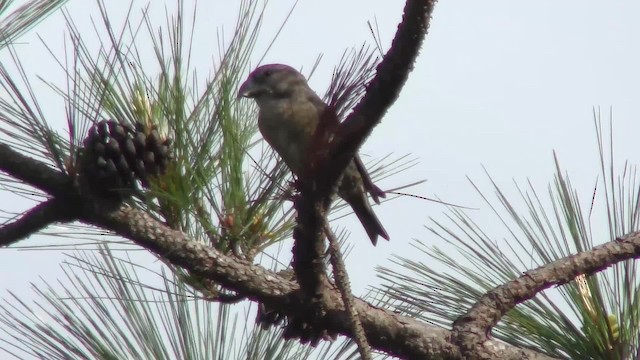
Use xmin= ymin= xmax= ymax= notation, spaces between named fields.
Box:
xmin=80 ymin=204 xmax=296 ymax=301
xmin=79 ymin=200 xmax=555 ymax=359
xmin=0 ymin=198 xmax=77 ymax=247
xmin=0 ymin=143 xmax=72 ymax=196
xmin=452 ymin=232 xmax=640 ymax=359
xmin=330 ymin=0 xmax=434 ymax=173
xmin=291 ymin=187 xmax=331 ymax=298
xmin=0 ymin=139 xmax=563 ymax=358
xmin=292 ymin=0 xmax=435 ymax=320
xmin=292 ymin=106 xmax=336 ymax=302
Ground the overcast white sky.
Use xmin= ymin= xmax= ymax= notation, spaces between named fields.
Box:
xmin=1 ymin=0 xmax=640 ymax=353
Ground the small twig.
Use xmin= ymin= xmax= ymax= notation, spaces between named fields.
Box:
xmin=0 ymin=198 xmax=77 ymax=247
xmin=324 ymin=222 xmax=372 ymax=360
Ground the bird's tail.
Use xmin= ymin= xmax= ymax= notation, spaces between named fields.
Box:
xmin=348 ymin=197 xmax=389 ymax=246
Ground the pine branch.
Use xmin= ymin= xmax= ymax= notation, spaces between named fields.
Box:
xmin=291 ymin=104 xmax=335 ymax=309
xmin=291 ymin=0 xmax=433 ymax=328
xmin=452 ymin=232 xmax=640 ymax=359
xmin=0 ymin=143 xmax=71 ymax=196
xmin=0 ymin=198 xmax=76 ymax=247
xmin=0 ymin=138 xmax=560 ymax=358
xmin=325 ymin=222 xmax=372 ymax=360
xmin=330 ymin=0 xmax=433 ymax=169
xmin=78 ymin=200 xmax=555 ymax=359
xmin=80 ymin=203 xmax=295 ymax=299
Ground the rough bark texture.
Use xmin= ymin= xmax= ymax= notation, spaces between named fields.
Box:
xmin=0 ymin=143 xmax=71 ymax=196
xmin=0 ymin=143 xmax=569 ymax=358
xmin=291 ymin=0 xmax=435 ymax=341
xmin=452 ymin=233 xmax=640 ymax=359
xmin=0 ymin=198 xmax=76 ymax=247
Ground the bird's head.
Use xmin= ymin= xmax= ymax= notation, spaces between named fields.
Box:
xmin=237 ymin=64 xmax=309 ymax=103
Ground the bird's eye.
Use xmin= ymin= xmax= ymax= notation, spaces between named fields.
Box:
xmin=263 ymin=69 xmax=273 ymax=77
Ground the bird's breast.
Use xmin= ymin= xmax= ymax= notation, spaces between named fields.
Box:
xmin=258 ymin=99 xmax=321 ymax=175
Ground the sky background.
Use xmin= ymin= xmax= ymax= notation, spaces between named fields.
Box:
xmin=1 ymin=0 xmax=640 ymax=356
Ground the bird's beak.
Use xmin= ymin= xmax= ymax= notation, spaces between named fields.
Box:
xmin=237 ymin=78 xmax=258 ymax=99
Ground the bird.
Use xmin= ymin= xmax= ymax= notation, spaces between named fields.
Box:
xmin=237 ymin=63 xmax=389 ymax=245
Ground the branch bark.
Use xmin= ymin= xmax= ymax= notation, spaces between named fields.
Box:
xmin=0 ymin=143 xmax=72 ymax=196
xmin=452 ymin=232 xmax=640 ymax=359
xmin=325 ymin=222 xmax=371 ymax=360
xmin=77 ymin=198 xmax=557 ymax=359
xmin=291 ymin=0 xmax=435 ymax=329
xmin=0 ymin=142 xmax=571 ymax=358
xmin=331 ymin=0 xmax=433 ymax=169
xmin=0 ymin=198 xmax=77 ymax=247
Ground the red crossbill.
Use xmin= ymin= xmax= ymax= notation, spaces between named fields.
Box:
xmin=238 ymin=64 xmax=389 ymax=245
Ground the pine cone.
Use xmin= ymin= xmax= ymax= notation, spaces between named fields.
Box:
xmin=79 ymin=119 xmax=172 ymax=198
